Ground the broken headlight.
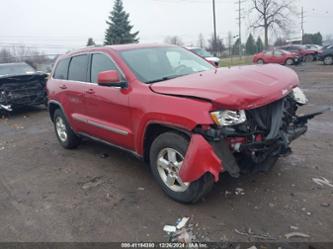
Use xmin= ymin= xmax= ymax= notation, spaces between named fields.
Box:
xmin=292 ymin=87 xmax=308 ymax=105
xmin=210 ymin=110 xmax=246 ymax=126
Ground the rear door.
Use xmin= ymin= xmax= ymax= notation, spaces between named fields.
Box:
xmin=272 ymin=50 xmax=285 ymax=64
xmin=83 ymin=52 xmax=134 ymax=150
xmin=263 ymin=51 xmax=274 ymax=63
xmin=63 ymin=54 xmax=92 ymax=132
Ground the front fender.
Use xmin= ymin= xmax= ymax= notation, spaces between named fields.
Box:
xmin=179 ymin=134 xmax=223 ymax=183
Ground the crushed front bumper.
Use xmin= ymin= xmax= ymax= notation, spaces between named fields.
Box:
xmin=180 ymin=98 xmax=326 ymax=183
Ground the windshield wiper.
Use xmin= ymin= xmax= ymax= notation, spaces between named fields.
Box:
xmin=146 ymin=74 xmax=187 ymax=84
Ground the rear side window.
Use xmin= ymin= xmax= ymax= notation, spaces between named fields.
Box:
xmin=53 ymin=58 xmax=70 ymax=80
xmin=90 ymin=53 xmax=118 ymax=83
xmin=68 ymin=55 xmax=89 ymax=82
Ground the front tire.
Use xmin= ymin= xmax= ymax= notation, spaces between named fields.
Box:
xmin=304 ymin=54 xmax=314 ymax=62
xmin=149 ymin=132 xmax=214 ymax=203
xmin=323 ymin=55 xmax=333 ymax=65
xmin=53 ymin=109 xmax=80 ymax=149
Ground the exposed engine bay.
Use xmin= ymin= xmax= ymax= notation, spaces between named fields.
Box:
xmin=0 ymin=73 xmax=48 ymax=112
xmin=194 ymin=88 xmax=325 ymax=177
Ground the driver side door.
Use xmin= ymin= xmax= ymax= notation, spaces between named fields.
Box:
xmin=83 ymin=52 xmax=134 ymax=150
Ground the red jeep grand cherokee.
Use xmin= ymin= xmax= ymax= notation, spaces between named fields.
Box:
xmin=47 ymin=44 xmax=322 ymax=203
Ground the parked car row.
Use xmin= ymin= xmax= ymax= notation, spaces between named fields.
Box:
xmin=253 ymin=44 xmax=333 ymax=66
xmin=318 ymin=44 xmax=333 ymax=65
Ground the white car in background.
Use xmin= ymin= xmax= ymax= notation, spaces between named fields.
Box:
xmin=187 ymin=47 xmax=220 ymax=67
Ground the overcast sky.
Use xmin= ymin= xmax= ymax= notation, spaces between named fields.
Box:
xmin=0 ymin=0 xmax=332 ymax=54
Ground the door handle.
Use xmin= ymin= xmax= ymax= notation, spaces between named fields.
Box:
xmin=59 ymin=84 xmax=67 ymax=90
xmin=86 ymin=89 xmax=95 ymax=94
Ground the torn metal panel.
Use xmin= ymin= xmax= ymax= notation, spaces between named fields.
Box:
xmin=0 ymin=73 xmax=48 ymax=111
xmin=181 ymin=93 xmax=324 ymax=181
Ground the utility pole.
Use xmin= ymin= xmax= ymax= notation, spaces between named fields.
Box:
xmin=237 ymin=0 xmax=242 ymax=58
xmin=212 ymin=0 xmax=217 ymax=56
xmin=301 ymin=6 xmax=304 ymax=44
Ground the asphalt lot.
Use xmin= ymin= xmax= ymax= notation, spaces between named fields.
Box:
xmin=0 ymin=63 xmax=332 ymax=242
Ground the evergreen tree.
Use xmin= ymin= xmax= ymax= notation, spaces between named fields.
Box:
xmin=303 ymin=32 xmax=323 ymax=45
xmin=256 ymin=37 xmax=264 ymax=52
xmin=232 ymin=38 xmax=241 ymax=55
xmin=104 ymin=0 xmax=139 ymax=45
xmin=245 ymin=34 xmax=257 ymax=55
xmin=86 ymin=38 xmax=96 ymax=46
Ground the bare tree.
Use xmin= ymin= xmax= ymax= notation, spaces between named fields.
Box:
xmin=250 ymin=0 xmax=295 ymax=48
xmin=164 ymin=36 xmax=184 ymax=46
xmin=0 ymin=48 xmax=15 ymax=63
xmin=197 ymin=34 xmax=205 ymax=48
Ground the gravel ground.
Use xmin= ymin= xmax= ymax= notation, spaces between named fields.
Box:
xmin=0 ymin=63 xmax=332 ymax=242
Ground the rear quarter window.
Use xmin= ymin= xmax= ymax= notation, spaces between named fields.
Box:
xmin=53 ymin=58 xmax=70 ymax=80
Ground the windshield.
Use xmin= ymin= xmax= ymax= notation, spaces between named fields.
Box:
xmin=0 ymin=63 xmax=36 ymax=76
xmin=191 ymin=48 xmax=213 ymax=57
xmin=119 ymin=47 xmax=215 ymax=83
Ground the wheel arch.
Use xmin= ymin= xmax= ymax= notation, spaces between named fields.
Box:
xmin=48 ymin=100 xmax=67 ymax=122
xmin=142 ymin=123 xmax=191 ymax=163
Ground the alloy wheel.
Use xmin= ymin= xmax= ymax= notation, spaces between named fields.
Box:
xmin=55 ymin=116 xmax=68 ymax=142
xmin=156 ymin=148 xmax=189 ymax=192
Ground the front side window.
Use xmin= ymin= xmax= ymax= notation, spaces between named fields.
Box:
xmin=53 ymin=58 xmax=70 ymax=80
xmin=90 ymin=53 xmax=118 ymax=83
xmin=68 ymin=55 xmax=89 ymax=82
xmin=119 ymin=47 xmax=214 ymax=83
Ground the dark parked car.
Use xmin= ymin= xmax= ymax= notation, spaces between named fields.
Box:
xmin=279 ymin=45 xmax=318 ymax=62
xmin=253 ymin=49 xmax=300 ymax=65
xmin=47 ymin=44 xmax=323 ymax=203
xmin=0 ymin=62 xmax=48 ymax=112
xmin=318 ymin=44 xmax=333 ymax=65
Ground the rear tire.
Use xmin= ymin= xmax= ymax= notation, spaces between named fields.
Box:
xmin=323 ymin=55 xmax=333 ymax=65
xmin=53 ymin=109 xmax=80 ymax=149
xmin=149 ymin=132 xmax=214 ymax=203
xmin=285 ymin=58 xmax=294 ymax=65
xmin=256 ymin=59 xmax=264 ymax=64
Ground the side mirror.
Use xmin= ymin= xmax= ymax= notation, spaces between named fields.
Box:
xmin=97 ymin=70 xmax=127 ymax=88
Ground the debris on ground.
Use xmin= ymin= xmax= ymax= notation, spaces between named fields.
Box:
xmin=137 ymin=187 xmax=145 ymax=191
xmin=99 ymin=153 xmax=109 ymax=159
xmin=163 ymin=225 xmax=177 ymax=233
xmin=224 ymin=190 xmax=232 ymax=199
xmin=290 ymin=226 xmax=299 ymax=230
xmin=320 ymin=202 xmax=330 ymax=207
xmin=312 ymin=177 xmax=333 ymax=188
xmin=234 ymin=228 xmax=275 ymax=240
xmin=235 ymin=188 xmax=245 ymax=196
xmin=81 ymin=176 xmax=104 ymax=190
xmin=176 ymin=217 xmax=190 ymax=229
xmin=163 ymin=217 xmax=196 ymax=243
xmin=285 ymin=232 xmax=310 ymax=239
xmin=0 ymin=146 xmax=5 ymax=151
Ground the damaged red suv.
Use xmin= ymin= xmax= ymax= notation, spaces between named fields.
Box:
xmin=47 ymin=44 xmax=322 ymax=203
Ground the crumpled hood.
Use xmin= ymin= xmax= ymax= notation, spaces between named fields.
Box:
xmin=150 ymin=64 xmax=299 ymax=110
